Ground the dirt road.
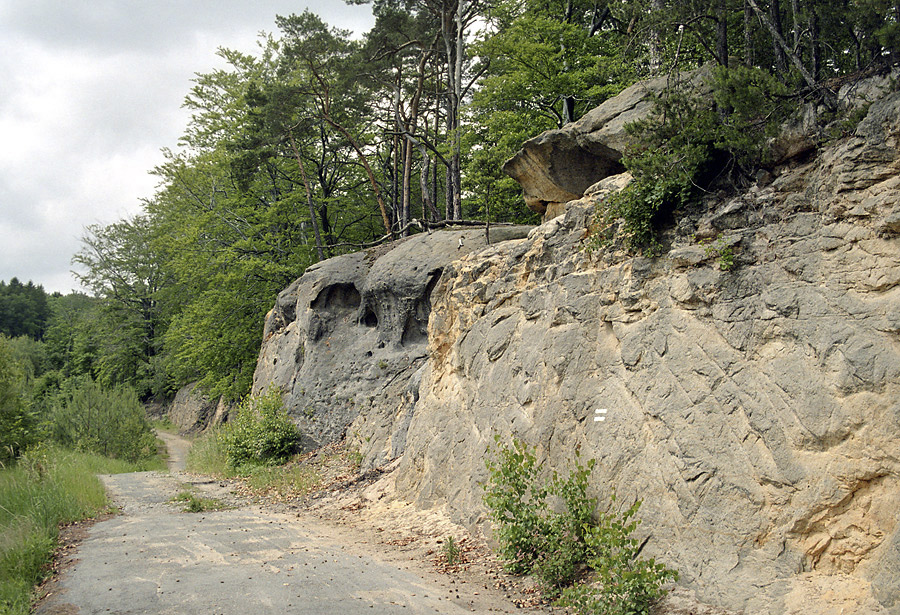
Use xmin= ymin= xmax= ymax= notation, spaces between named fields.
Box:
xmin=35 ymin=433 xmax=542 ymax=615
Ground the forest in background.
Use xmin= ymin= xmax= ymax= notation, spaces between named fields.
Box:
xmin=2 ymin=0 xmax=898 ymax=456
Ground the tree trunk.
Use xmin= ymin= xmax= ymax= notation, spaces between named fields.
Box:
xmin=288 ymin=132 xmax=325 ymax=262
xmin=790 ymin=0 xmax=801 ymax=50
xmin=810 ymin=5 xmax=820 ymax=79
xmin=769 ymin=0 xmax=788 ymax=74
xmin=648 ymin=0 xmax=664 ymax=73
xmin=744 ymin=0 xmax=754 ymax=66
xmin=745 ymin=0 xmax=835 ymax=106
xmin=716 ymin=0 xmax=729 ymax=66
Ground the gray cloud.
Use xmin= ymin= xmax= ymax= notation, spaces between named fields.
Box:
xmin=0 ymin=0 xmax=374 ymax=294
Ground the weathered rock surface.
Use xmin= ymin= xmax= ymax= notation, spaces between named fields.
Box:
xmin=393 ymin=87 xmax=900 ymax=614
xmin=502 ymin=67 xmax=711 ymax=217
xmin=252 ymin=226 xmax=532 ymax=459
xmin=167 ymin=381 xmax=229 ymax=433
xmin=254 ymin=78 xmax=900 ymax=614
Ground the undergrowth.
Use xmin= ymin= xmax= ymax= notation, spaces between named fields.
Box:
xmin=186 ymin=389 xmax=322 ymax=499
xmin=220 ymin=387 xmax=301 ymax=469
xmin=482 ymin=437 xmax=678 ymax=613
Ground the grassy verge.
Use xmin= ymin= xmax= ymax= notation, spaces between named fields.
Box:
xmin=0 ymin=445 xmax=161 ymax=614
xmin=186 ymin=429 xmax=350 ymax=501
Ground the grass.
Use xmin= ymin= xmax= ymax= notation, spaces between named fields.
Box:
xmin=186 ymin=428 xmax=323 ymax=499
xmin=0 ymin=444 xmax=159 ymax=615
xmin=170 ymin=490 xmax=229 ymax=513
xmin=243 ymin=465 xmax=321 ymax=497
xmin=185 ymin=429 xmax=230 ymax=478
xmin=149 ymin=417 xmax=178 ymax=433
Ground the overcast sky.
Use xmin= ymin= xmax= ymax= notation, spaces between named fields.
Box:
xmin=0 ymin=1 xmax=374 ymax=294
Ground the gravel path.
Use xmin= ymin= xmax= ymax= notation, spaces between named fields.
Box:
xmin=34 ymin=433 xmax=528 ymax=615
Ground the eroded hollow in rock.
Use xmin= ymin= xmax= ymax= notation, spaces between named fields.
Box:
xmin=311 ymin=283 xmax=361 ymax=312
xmin=361 ymin=307 xmax=378 ymax=328
xmin=400 ymin=269 xmax=443 ymax=347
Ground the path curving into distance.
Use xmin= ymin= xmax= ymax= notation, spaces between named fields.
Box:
xmin=35 ymin=432 xmax=504 ymax=615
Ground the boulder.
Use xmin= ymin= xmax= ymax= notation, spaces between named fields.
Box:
xmin=503 ymin=67 xmax=711 ymax=218
xmin=167 ymin=382 xmax=228 ymax=433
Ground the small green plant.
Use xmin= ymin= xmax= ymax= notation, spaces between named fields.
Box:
xmin=376 ymin=360 xmax=389 ymax=370
xmin=557 ymin=496 xmax=679 ymax=615
xmin=221 ymin=387 xmax=301 ymax=470
xmin=347 ymin=448 xmax=363 ymax=470
xmin=482 ymin=436 xmax=596 ymax=593
xmin=170 ymin=490 xmax=228 ymax=513
xmin=699 ymin=235 xmax=735 ymax=271
xmin=442 ymin=535 xmax=462 ymax=566
xmin=482 ymin=437 xmax=678 ymax=610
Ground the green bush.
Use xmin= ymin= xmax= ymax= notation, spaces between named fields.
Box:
xmin=557 ymin=497 xmax=678 ymax=615
xmin=483 ymin=437 xmax=678 ymax=610
xmin=221 ymin=387 xmax=300 ymax=469
xmin=0 ymin=336 xmax=39 ymax=463
xmin=482 ymin=436 xmax=596 ymax=592
xmin=592 ymin=66 xmax=788 ymax=254
xmin=46 ymin=378 xmax=157 ymax=463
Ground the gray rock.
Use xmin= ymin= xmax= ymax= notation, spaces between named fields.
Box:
xmin=393 ymin=89 xmax=900 ymax=614
xmin=502 ymin=67 xmax=712 ymax=217
xmin=253 ymin=77 xmax=900 ymax=615
xmin=167 ymin=382 xmax=228 ymax=433
xmin=252 ymin=226 xmax=532 ymax=464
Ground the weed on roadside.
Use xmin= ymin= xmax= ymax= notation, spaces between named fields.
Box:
xmin=170 ymin=491 xmax=229 ymax=513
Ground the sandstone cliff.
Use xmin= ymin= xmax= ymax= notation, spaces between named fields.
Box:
xmin=251 ymin=226 xmax=532 ymax=458
xmin=254 ymin=74 xmax=900 ymax=614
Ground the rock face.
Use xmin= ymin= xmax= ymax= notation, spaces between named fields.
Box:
xmin=252 ymin=226 xmax=532 ymax=459
xmin=254 ymin=78 xmax=900 ymax=614
xmin=167 ymin=382 xmax=230 ymax=433
xmin=394 ymin=87 xmax=900 ymax=614
xmin=502 ymin=67 xmax=711 ymax=218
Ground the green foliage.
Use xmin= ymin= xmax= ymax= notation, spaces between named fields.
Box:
xmin=483 ymin=437 xmax=677 ymax=610
xmin=0 ymin=445 xmax=152 ymax=614
xmin=699 ymin=235 xmax=735 ymax=270
xmin=482 ymin=436 xmax=597 ymax=593
xmin=185 ymin=429 xmax=231 ymax=477
xmin=558 ymin=497 xmax=679 ymax=615
xmin=594 ymin=67 xmax=789 ymax=253
xmin=0 ymin=278 xmax=50 ymax=340
xmin=0 ymin=335 xmax=39 ymax=463
xmin=221 ymin=387 xmax=301 ymax=469
xmin=171 ymin=490 xmax=229 ymax=513
xmin=45 ymin=379 xmax=157 ymax=463
xmin=442 ymin=535 xmax=462 ymax=565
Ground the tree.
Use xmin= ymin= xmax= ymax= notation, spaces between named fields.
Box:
xmin=0 ymin=335 xmax=38 ymax=461
xmin=277 ymin=11 xmax=395 ymax=236
xmin=0 ymin=278 xmax=50 ymax=340
xmin=72 ymin=216 xmax=169 ymax=396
